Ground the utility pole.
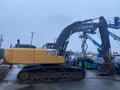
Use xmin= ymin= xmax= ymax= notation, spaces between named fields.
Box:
xmin=0 ymin=34 xmax=4 ymax=48
xmin=30 ymin=32 xmax=35 ymax=45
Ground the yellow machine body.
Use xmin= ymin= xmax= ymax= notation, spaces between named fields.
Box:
xmin=3 ymin=48 xmax=64 ymax=64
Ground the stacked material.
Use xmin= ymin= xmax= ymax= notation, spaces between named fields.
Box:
xmin=0 ymin=65 xmax=11 ymax=80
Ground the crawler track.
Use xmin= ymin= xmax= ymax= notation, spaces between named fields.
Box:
xmin=17 ymin=64 xmax=85 ymax=84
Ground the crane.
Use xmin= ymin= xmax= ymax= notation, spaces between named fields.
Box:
xmin=108 ymin=17 xmax=120 ymax=29
xmin=86 ymin=34 xmax=101 ymax=48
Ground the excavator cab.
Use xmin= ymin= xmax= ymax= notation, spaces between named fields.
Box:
xmin=42 ymin=43 xmax=55 ymax=49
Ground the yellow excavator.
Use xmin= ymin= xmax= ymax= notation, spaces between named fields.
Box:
xmin=1 ymin=16 xmax=115 ymax=83
xmin=3 ymin=45 xmax=85 ymax=84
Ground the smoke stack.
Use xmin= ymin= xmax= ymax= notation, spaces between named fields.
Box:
xmin=17 ymin=39 xmax=20 ymax=44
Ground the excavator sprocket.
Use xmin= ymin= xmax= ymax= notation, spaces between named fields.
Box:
xmin=17 ymin=64 xmax=85 ymax=84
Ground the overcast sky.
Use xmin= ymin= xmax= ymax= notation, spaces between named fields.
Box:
xmin=0 ymin=0 xmax=120 ymax=53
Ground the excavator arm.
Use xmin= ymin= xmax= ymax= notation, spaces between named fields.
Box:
xmin=98 ymin=16 xmax=112 ymax=63
xmin=77 ymin=17 xmax=114 ymax=75
xmin=54 ymin=16 xmax=112 ymax=63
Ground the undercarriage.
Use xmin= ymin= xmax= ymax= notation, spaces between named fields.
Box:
xmin=17 ymin=64 xmax=85 ymax=84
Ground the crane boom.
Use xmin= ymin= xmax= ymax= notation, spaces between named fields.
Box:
xmin=108 ymin=31 xmax=120 ymax=41
xmin=86 ymin=34 xmax=101 ymax=48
